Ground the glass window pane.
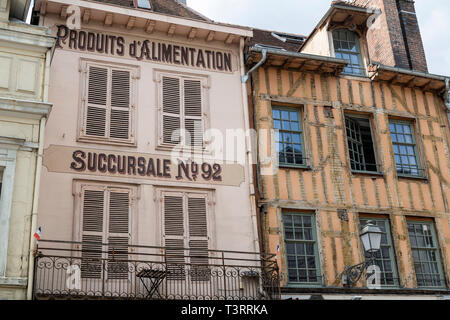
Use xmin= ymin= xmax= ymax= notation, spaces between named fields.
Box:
xmin=405 ymin=135 xmax=412 ymax=143
xmin=407 ymin=221 xmax=444 ymax=288
xmin=283 ymin=213 xmax=319 ymax=284
xmin=272 ymin=109 xmax=280 ymax=119
xmin=274 ymin=120 xmax=281 ymax=129
xmin=389 ymin=123 xmax=396 ymax=132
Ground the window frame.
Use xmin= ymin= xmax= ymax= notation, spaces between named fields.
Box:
xmin=73 ymin=181 xmax=137 ymax=246
xmin=78 ymin=59 xmax=140 ymax=147
xmin=281 ymin=211 xmax=322 ymax=287
xmin=155 ymin=70 xmax=210 ymax=153
xmin=388 ymin=119 xmax=424 ymax=178
xmin=158 ymin=188 xmax=214 ymax=282
xmin=0 ymin=138 xmax=22 ymax=277
xmin=407 ymin=219 xmax=446 ymax=289
xmin=331 ymin=28 xmax=366 ymax=76
xmin=159 ymin=189 xmax=212 ymax=251
xmin=344 ymin=113 xmax=381 ymax=174
xmin=134 ymin=0 xmax=151 ymax=9
xmin=272 ymin=105 xmax=308 ymax=168
xmin=359 ymin=216 xmax=399 ymax=287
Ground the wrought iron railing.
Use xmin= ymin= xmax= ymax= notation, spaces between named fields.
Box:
xmin=32 ymin=240 xmax=280 ymax=300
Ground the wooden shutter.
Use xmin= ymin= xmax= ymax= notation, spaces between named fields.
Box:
xmin=162 ymin=76 xmax=181 ymax=145
xmin=183 ymin=79 xmax=203 ymax=148
xmin=81 ymin=189 xmax=105 ymax=279
xmin=110 ymin=69 xmax=131 ymax=140
xmin=187 ymin=196 xmax=209 ymax=281
xmin=86 ymin=66 xmax=108 ymax=137
xmin=107 ymin=191 xmax=130 ymax=280
xmin=164 ymin=194 xmax=185 ymax=280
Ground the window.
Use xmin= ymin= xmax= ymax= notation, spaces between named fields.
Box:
xmin=332 ymin=29 xmax=365 ymax=76
xmin=360 ymin=217 xmax=398 ymax=286
xmin=271 ymin=32 xmax=306 ymax=45
xmin=345 ymin=115 xmax=379 ymax=172
xmin=80 ymin=186 xmax=131 ymax=280
xmin=283 ymin=212 xmax=321 ymax=285
xmin=162 ymin=190 xmax=210 ymax=281
xmin=407 ymin=220 xmax=445 ymax=288
xmin=273 ymin=107 xmax=305 ymax=166
xmin=389 ymin=120 xmax=423 ymax=177
xmin=158 ymin=74 xmax=206 ymax=150
xmin=79 ymin=60 xmax=138 ymax=145
xmin=135 ymin=0 xmax=151 ymax=9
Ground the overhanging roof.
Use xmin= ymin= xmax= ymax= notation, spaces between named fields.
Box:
xmin=34 ymin=0 xmax=252 ymax=44
xmin=246 ymin=46 xmax=348 ymax=75
xmin=368 ymin=64 xmax=448 ymax=92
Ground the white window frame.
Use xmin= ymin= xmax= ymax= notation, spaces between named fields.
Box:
xmin=78 ymin=58 xmax=140 ymax=147
xmin=154 ymin=70 xmax=210 ymax=153
xmin=0 ymin=137 xmax=24 ymax=277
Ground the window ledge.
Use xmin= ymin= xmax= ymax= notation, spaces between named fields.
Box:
xmin=283 ymin=283 xmax=324 ymax=289
xmin=280 ymin=286 xmax=450 ymax=295
xmin=340 ymin=73 xmax=370 ymax=81
xmin=278 ymin=164 xmax=312 ymax=170
xmin=397 ymin=174 xmax=429 ymax=182
xmin=351 ymin=170 xmax=385 ymax=178
xmin=155 ymin=144 xmax=212 ymax=156
xmin=77 ymin=136 xmax=137 ymax=148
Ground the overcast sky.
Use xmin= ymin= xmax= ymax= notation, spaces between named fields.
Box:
xmin=187 ymin=0 xmax=450 ymax=76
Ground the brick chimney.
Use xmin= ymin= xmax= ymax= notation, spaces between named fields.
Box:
xmin=353 ymin=0 xmax=428 ymax=73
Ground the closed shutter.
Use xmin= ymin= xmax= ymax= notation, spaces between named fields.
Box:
xmin=184 ymin=79 xmax=203 ymax=148
xmin=162 ymin=76 xmax=181 ymax=145
xmin=187 ymin=196 xmax=209 ymax=281
xmin=84 ymin=64 xmax=132 ymax=141
xmin=86 ymin=66 xmax=108 ymax=137
xmin=164 ymin=194 xmax=185 ymax=280
xmin=107 ymin=191 xmax=130 ymax=280
xmin=110 ymin=69 xmax=131 ymax=140
xmin=81 ymin=189 xmax=105 ymax=279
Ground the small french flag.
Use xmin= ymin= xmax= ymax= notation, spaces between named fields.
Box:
xmin=34 ymin=226 xmax=42 ymax=241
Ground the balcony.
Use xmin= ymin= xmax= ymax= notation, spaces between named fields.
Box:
xmin=32 ymin=240 xmax=280 ymax=300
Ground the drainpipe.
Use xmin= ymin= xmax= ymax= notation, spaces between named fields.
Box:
xmin=239 ymin=37 xmax=260 ymax=256
xmin=242 ymin=48 xmax=267 ymax=83
xmin=445 ymin=78 xmax=450 ymax=127
xmin=26 ymin=48 xmax=52 ymax=300
xmin=26 ymin=116 xmax=45 ymax=300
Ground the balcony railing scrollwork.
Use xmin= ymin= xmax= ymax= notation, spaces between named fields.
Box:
xmin=32 ymin=240 xmax=280 ymax=300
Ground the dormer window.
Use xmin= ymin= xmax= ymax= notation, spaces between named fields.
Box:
xmin=332 ymin=29 xmax=365 ymax=76
xmin=135 ymin=0 xmax=151 ymax=9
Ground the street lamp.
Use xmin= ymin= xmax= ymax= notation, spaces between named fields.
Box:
xmin=342 ymin=220 xmax=383 ymax=287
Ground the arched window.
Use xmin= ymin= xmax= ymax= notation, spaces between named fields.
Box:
xmin=332 ymin=29 xmax=365 ymax=75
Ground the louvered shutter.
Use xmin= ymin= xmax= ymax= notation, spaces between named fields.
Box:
xmin=187 ymin=196 xmax=209 ymax=281
xmin=183 ymin=79 xmax=203 ymax=148
xmin=85 ymin=66 xmax=108 ymax=137
xmin=110 ymin=69 xmax=131 ymax=140
xmin=164 ymin=194 xmax=185 ymax=280
xmin=162 ymin=76 xmax=181 ymax=145
xmin=107 ymin=191 xmax=130 ymax=280
xmin=81 ymin=189 xmax=105 ymax=279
